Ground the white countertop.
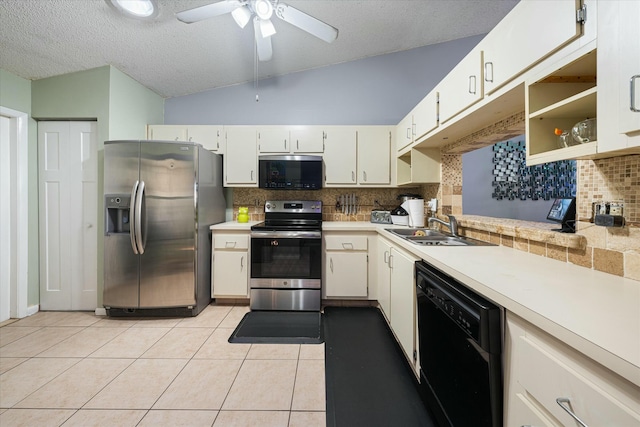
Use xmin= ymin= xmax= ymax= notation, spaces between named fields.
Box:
xmin=323 ymin=221 xmax=640 ymax=386
xmin=210 ymin=221 xmax=259 ymax=231
xmin=212 ymin=220 xmax=640 ymax=385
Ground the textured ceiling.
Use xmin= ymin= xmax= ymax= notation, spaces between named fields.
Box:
xmin=0 ymin=0 xmax=519 ymax=98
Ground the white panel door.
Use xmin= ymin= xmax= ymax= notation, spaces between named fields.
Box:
xmin=38 ymin=121 xmax=98 ymax=311
xmin=357 ymin=127 xmax=391 ymax=185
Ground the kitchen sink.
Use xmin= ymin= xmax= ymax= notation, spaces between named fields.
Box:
xmin=385 ymin=228 xmax=495 ymax=247
xmin=385 ymin=228 xmax=447 ymax=238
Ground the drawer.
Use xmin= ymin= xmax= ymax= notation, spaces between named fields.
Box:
xmin=213 ymin=234 xmax=249 ymax=250
xmin=516 ymin=332 xmax=640 ymax=426
xmin=324 ymin=235 xmax=368 ymax=251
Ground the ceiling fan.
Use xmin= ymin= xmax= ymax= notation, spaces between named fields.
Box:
xmin=177 ymin=0 xmax=339 ymax=62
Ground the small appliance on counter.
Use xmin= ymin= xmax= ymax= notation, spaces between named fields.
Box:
xmin=390 ymin=206 xmax=409 ymax=225
xmin=371 ymin=210 xmax=392 ymax=224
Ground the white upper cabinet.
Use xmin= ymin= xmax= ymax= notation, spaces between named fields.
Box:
xmin=147 ymin=125 xmax=223 ymax=152
xmin=412 ymin=90 xmax=439 ymax=141
xmin=395 ymin=91 xmax=439 ymax=152
xmin=187 ymin=125 xmax=223 ymax=152
xmin=395 ymin=113 xmax=414 ymax=152
xmin=437 ymin=46 xmax=483 ymax=124
xmin=257 ymin=127 xmax=289 ymax=153
xmin=481 ymin=0 xmax=583 ymax=95
xmin=357 ymin=127 xmax=392 ymax=185
xmin=224 ymin=127 xmax=257 ymax=186
xmin=323 ymin=127 xmax=358 ymax=185
xmin=148 ymin=125 xmax=186 ymax=141
xmin=596 ymin=0 xmax=640 ymax=154
xmin=290 ymin=126 xmax=325 ymax=153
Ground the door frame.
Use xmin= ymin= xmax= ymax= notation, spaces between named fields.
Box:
xmin=0 ymin=106 xmax=29 ymax=319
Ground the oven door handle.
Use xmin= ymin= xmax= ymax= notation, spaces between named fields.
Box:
xmin=251 ymin=231 xmax=321 ymax=239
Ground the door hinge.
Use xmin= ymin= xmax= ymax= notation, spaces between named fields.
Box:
xmin=576 ymin=3 xmax=587 ymax=25
xmin=413 ymin=349 xmax=417 ymax=362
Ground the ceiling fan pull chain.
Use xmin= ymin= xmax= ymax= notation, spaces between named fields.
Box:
xmin=254 ymin=35 xmax=260 ymax=102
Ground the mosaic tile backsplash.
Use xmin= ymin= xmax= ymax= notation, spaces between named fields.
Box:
xmin=491 ymin=139 xmax=577 ymax=201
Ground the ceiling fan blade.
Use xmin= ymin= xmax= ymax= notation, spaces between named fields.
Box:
xmin=275 ymin=3 xmax=338 ymax=43
xmin=177 ymin=0 xmax=244 ymax=24
xmin=254 ymin=18 xmax=273 ymax=61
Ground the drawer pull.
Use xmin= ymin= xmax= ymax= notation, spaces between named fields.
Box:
xmin=342 ymin=242 xmax=354 ymax=250
xmin=556 ymin=397 xmax=588 ymax=427
xmin=225 ymin=241 xmax=237 ymax=248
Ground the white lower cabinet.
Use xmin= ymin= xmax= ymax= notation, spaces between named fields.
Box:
xmin=377 ymin=237 xmax=419 ymax=371
xmin=505 ymin=313 xmax=640 ymax=426
xmin=324 ymin=233 xmax=368 ymax=298
xmin=211 ymin=232 xmax=249 ymax=298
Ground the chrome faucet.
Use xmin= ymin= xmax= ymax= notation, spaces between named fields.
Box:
xmin=428 ymin=215 xmax=459 ymax=237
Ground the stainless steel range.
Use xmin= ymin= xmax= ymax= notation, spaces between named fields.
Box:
xmin=250 ymin=200 xmax=322 ymax=311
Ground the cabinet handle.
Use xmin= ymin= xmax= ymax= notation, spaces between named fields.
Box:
xmin=363 ymin=171 xmax=367 ymax=182
xmin=225 ymin=241 xmax=237 ymax=248
xmin=412 ymin=123 xmax=416 ymax=136
xmin=330 ymin=257 xmax=334 ymax=273
xmin=251 ymin=170 xmax=254 ymax=181
xmin=383 ymin=250 xmax=389 ymax=264
xmin=406 ymin=127 xmax=411 ymax=140
xmin=484 ymin=62 xmax=494 ymax=83
xmin=556 ymin=398 xmax=588 ymax=427
xmin=468 ymin=75 xmax=476 ymax=94
xmin=631 ymin=75 xmax=640 ymax=112
xmin=297 ymin=139 xmax=300 ymax=150
xmin=388 ymin=254 xmax=393 ymax=269
xmin=240 ymin=255 xmax=244 ymax=271
xmin=341 ymin=242 xmax=354 ymax=250
xmin=351 ymin=171 xmax=355 ymax=182
xmin=284 ymin=139 xmax=287 ymax=150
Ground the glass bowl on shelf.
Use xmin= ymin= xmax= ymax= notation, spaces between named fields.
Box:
xmin=571 ymin=118 xmax=596 ymax=144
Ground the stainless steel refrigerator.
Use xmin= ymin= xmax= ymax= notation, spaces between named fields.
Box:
xmin=103 ymin=140 xmax=225 ymax=316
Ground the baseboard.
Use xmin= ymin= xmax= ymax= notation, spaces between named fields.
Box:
xmin=95 ymin=307 xmax=107 ymax=316
xmin=26 ymin=305 xmax=39 ymax=316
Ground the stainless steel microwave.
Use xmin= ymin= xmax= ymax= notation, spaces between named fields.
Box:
xmin=258 ymin=155 xmax=323 ymax=190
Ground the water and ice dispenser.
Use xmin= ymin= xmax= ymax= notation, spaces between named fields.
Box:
xmin=105 ymin=194 xmax=131 ymax=234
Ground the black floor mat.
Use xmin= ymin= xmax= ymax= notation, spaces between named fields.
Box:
xmin=228 ymin=311 xmax=323 ymax=344
xmin=324 ymin=306 xmax=437 ymax=427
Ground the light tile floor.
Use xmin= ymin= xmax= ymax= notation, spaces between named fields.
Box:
xmin=0 ymin=304 xmax=326 ymax=427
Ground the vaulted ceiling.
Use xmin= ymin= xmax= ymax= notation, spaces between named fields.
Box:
xmin=0 ymin=0 xmax=519 ymax=98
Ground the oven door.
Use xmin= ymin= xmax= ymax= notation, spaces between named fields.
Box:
xmin=250 ymin=230 xmax=322 ymax=288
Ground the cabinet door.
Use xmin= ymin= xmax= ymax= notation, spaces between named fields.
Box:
xmin=325 ymin=252 xmax=368 ymax=297
xmin=212 ymin=250 xmax=248 ymax=297
xmin=148 ymin=125 xmax=187 ymax=141
xmin=438 ymin=47 xmax=483 ymax=124
xmin=597 ymin=0 xmax=640 ymax=153
xmin=389 ymin=247 xmax=418 ymax=364
xmin=224 ymin=127 xmax=257 ymax=185
xmin=482 ymin=0 xmax=582 ymax=95
xmin=395 ymin=113 xmax=413 ymax=152
xmin=258 ymin=127 xmax=289 ymax=153
xmin=188 ymin=125 xmax=222 ymax=152
xmin=412 ymin=91 xmax=439 ymax=140
xmin=376 ymin=239 xmax=392 ymax=321
xmin=323 ymin=127 xmax=357 ymax=185
xmin=357 ymin=127 xmax=391 ymax=185
xmin=290 ymin=126 xmax=324 ymax=153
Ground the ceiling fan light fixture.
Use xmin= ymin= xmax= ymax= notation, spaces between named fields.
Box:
xmin=231 ymin=6 xmax=252 ymax=28
xmin=253 ymin=0 xmax=273 ymax=20
xmin=107 ymin=0 xmax=158 ymax=19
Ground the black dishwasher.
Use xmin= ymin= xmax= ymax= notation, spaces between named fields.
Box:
xmin=416 ymin=260 xmax=502 ymax=427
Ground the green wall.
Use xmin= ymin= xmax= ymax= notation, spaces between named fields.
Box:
xmin=0 ymin=69 xmax=40 ymax=307
xmin=30 ymin=66 xmax=164 ymax=308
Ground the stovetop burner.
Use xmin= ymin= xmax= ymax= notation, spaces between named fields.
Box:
xmin=251 ymin=200 xmax=323 ymax=232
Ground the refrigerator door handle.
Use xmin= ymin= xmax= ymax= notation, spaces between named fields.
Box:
xmin=129 ymin=180 xmax=140 ymax=254
xmin=135 ymin=180 xmax=146 ymax=255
